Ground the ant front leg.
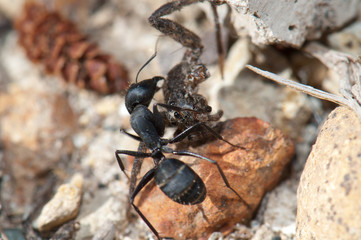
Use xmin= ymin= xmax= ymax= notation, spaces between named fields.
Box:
xmin=120 ymin=129 xmax=142 ymax=142
xmin=166 ymin=148 xmax=250 ymax=209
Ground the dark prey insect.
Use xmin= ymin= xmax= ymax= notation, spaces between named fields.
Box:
xmin=149 ymin=0 xmax=236 ymax=147
xmin=115 ymin=77 xmax=250 ymax=239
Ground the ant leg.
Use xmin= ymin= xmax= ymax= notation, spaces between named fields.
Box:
xmin=197 ymin=123 xmax=246 ymax=149
xmin=163 ymin=122 xmax=204 ymax=144
xmin=149 ymin=0 xmax=203 ymax=52
xmin=120 ymin=129 xmax=142 ymax=142
xmin=166 ymin=122 xmax=246 ymax=150
xmin=155 ymin=103 xmax=243 ymax=148
xmin=130 ymin=168 xmax=172 ymax=240
xmin=168 ymin=149 xmax=250 ymax=209
xmin=129 ymin=168 xmax=160 ymax=239
xmin=115 ymin=150 xmax=151 ymax=179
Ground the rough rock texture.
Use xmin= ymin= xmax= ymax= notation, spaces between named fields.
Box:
xmin=328 ymin=21 xmax=361 ymax=57
xmin=297 ymin=106 xmax=361 ymax=240
xmin=227 ymin=0 xmax=359 ymax=47
xmin=33 ymin=173 xmax=83 ymax=232
xmin=262 ymin=178 xmax=298 ymax=237
xmin=134 ymin=117 xmax=295 ymax=240
xmin=76 ymin=181 xmax=129 ymax=240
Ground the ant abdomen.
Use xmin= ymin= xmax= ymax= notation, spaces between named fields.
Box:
xmin=155 ymin=158 xmax=206 ymax=205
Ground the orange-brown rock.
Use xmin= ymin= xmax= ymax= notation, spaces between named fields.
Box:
xmin=133 ymin=117 xmax=295 ymax=239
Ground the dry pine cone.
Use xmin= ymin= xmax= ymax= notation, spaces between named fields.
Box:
xmin=14 ymin=2 xmax=129 ymax=94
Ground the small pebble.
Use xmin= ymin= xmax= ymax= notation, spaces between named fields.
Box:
xmin=33 ymin=173 xmax=83 ymax=232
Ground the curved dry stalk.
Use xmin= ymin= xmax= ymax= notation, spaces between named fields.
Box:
xmin=246 ymin=65 xmax=361 ymax=119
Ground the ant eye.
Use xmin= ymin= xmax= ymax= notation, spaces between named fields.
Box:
xmin=205 ymin=106 xmax=212 ymax=112
xmin=170 ymin=101 xmax=176 ymax=106
xmin=174 ymin=112 xmax=181 ymax=119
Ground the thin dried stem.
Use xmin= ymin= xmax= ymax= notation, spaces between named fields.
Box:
xmin=246 ymin=65 xmax=361 ymax=119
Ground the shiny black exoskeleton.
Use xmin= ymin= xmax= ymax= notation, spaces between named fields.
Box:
xmin=115 ymin=77 xmax=249 ymax=240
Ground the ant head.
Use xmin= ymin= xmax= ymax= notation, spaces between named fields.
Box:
xmin=125 ymin=77 xmax=164 ymax=113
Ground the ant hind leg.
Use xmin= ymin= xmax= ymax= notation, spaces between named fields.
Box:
xmin=129 ymin=168 xmax=173 ymax=240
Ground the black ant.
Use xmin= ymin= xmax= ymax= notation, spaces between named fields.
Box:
xmin=115 ymin=77 xmax=249 ymax=239
xmin=149 ymin=0 xmax=236 ymax=147
xmin=114 ymin=1 xmax=249 ymax=238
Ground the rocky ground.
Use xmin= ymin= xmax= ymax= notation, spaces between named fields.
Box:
xmin=0 ymin=0 xmax=360 ymax=240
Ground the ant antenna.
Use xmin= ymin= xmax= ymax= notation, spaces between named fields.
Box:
xmin=135 ymin=38 xmax=161 ymax=83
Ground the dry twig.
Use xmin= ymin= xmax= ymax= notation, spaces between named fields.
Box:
xmin=247 ymin=42 xmax=361 ymax=119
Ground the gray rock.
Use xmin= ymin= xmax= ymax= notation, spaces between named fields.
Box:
xmin=227 ymin=0 xmax=359 ymax=47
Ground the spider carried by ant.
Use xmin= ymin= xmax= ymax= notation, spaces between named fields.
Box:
xmin=148 ymin=0 xmax=239 ymax=148
xmin=115 ymin=1 xmax=248 ymax=239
